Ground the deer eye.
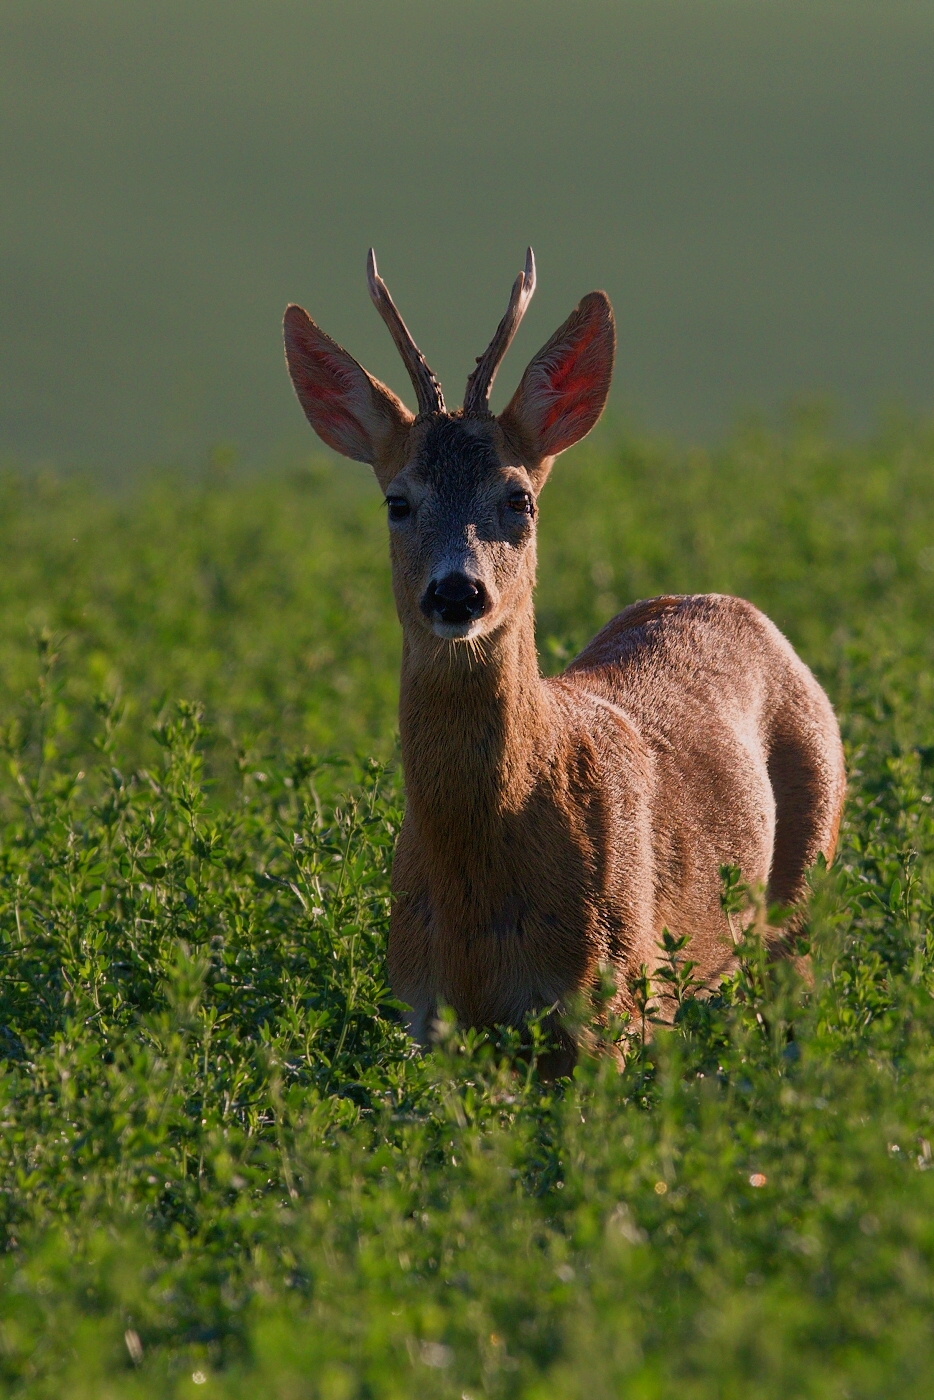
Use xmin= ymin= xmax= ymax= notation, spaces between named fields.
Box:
xmin=386 ymin=496 xmax=411 ymax=521
xmin=506 ymin=490 xmax=534 ymax=516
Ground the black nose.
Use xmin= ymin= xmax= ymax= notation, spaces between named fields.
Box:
xmin=422 ymin=572 xmax=489 ymax=626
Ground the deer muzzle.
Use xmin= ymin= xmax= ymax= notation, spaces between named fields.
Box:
xmin=421 ymin=573 xmax=490 ymax=629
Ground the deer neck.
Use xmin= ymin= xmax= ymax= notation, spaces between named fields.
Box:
xmin=398 ymin=599 xmax=553 ymax=846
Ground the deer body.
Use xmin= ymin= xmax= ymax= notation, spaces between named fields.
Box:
xmin=284 ymin=252 xmax=845 ymax=1050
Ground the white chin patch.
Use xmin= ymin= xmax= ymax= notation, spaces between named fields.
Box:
xmin=432 ymin=619 xmax=479 ymax=641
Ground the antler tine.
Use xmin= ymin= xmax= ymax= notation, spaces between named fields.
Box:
xmin=463 ymin=247 xmax=537 ymax=415
xmin=367 ymin=249 xmax=445 ymax=416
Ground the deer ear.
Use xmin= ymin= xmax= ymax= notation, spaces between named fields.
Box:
xmin=283 ymin=305 xmax=414 ymax=487
xmin=498 ymin=291 xmax=615 ymax=472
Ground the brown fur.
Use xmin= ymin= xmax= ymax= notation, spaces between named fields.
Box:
xmin=283 ymin=262 xmax=846 ymax=1055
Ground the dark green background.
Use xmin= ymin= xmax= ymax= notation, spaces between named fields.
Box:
xmin=2 ymin=0 xmax=933 ymax=469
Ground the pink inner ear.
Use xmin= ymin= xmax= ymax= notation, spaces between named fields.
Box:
xmin=284 ymin=309 xmax=373 ymax=460
xmin=296 ymin=350 xmax=365 ymax=436
xmin=540 ymin=319 xmax=606 ymax=435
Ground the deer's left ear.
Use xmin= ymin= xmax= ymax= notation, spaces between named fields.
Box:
xmin=498 ymin=291 xmax=615 ymax=476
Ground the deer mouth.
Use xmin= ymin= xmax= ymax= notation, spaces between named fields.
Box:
xmin=431 ymin=617 xmax=482 ymax=641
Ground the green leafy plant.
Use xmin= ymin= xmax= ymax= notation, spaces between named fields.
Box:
xmin=0 ymin=421 xmax=933 ymax=1395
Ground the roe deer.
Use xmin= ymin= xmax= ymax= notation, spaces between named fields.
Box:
xmin=283 ymin=250 xmax=846 ymax=1062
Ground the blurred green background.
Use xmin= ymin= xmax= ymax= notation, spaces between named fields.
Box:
xmin=2 ymin=0 xmax=933 ymax=471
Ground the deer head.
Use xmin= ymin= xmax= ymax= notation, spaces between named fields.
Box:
xmin=283 ymin=251 xmax=615 ymax=647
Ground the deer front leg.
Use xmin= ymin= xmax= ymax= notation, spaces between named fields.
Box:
xmin=387 ymin=854 xmax=438 ymax=1047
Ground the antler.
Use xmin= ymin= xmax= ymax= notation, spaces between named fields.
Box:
xmin=367 ymin=249 xmax=445 ymax=416
xmin=463 ymin=247 xmax=537 ymax=416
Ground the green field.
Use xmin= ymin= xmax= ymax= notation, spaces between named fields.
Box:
xmin=2 ymin=419 xmax=934 ymax=1396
